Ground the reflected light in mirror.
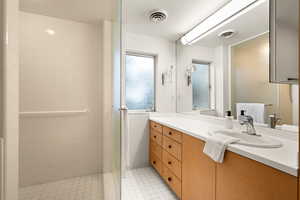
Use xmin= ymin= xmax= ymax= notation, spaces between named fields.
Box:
xmin=180 ymin=0 xmax=266 ymax=45
xmin=261 ymin=43 xmax=269 ymax=56
xmin=45 ymin=29 xmax=55 ymax=35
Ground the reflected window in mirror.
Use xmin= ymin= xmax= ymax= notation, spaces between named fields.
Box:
xmin=125 ymin=53 xmax=155 ymax=111
xmin=191 ymin=62 xmax=212 ymax=110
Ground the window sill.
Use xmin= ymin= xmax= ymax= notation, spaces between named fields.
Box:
xmin=127 ymin=110 xmax=155 ymax=114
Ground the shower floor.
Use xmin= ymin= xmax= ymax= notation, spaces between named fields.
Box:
xmin=19 ymin=174 xmax=103 ymax=200
xmin=122 ymin=167 xmax=178 ymax=200
xmin=20 ymin=167 xmax=177 ymax=200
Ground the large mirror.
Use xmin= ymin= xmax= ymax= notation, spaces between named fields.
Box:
xmin=176 ymin=0 xmax=299 ymax=127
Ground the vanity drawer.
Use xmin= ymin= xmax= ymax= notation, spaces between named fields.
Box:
xmin=163 ymin=136 xmax=182 ymax=161
xmin=162 ymin=165 xmax=182 ymax=198
xmin=151 ymin=121 xmax=163 ymax=133
xmin=163 ymin=150 xmax=182 ymax=179
xmin=163 ymin=127 xmax=182 ymax=143
xmin=150 ymin=140 xmax=162 ymax=159
xmin=150 ymin=130 xmax=162 ymax=146
xmin=150 ymin=152 xmax=162 ymax=175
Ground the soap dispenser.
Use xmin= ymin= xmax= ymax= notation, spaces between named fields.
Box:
xmin=225 ymin=110 xmax=234 ymax=129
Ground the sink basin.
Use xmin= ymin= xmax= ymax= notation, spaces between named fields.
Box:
xmin=211 ymin=130 xmax=282 ymax=148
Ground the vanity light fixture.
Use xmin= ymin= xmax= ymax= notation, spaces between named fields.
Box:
xmin=180 ymin=0 xmax=266 ymax=45
xmin=186 ymin=64 xmax=196 ymax=86
xmin=162 ymin=65 xmax=174 ymax=85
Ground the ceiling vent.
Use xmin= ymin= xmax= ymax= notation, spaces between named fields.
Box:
xmin=218 ymin=29 xmax=237 ymax=39
xmin=148 ymin=9 xmax=168 ymax=23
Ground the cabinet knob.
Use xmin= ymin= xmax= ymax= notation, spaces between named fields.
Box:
xmin=168 ymin=177 xmax=172 ymax=182
xmin=153 ymin=161 xmax=156 ymax=165
xmin=154 ymin=125 xmax=157 ymax=128
xmin=168 ymin=145 xmax=172 ymax=149
xmin=168 ymin=161 xmax=172 ymax=165
xmin=169 ymin=131 xmax=172 ymax=135
xmin=154 ymin=136 xmax=157 ymax=138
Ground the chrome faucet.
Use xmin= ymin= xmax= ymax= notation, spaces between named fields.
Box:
xmin=238 ymin=110 xmax=258 ymax=136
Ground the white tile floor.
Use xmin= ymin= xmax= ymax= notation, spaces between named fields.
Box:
xmin=122 ymin=167 xmax=178 ymax=200
xmin=19 ymin=174 xmax=103 ymax=200
xmin=19 ymin=167 xmax=176 ymax=200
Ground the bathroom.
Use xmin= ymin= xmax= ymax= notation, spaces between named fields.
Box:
xmin=0 ymin=0 xmax=299 ymax=200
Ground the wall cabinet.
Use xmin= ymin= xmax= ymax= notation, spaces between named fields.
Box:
xmin=149 ymin=120 xmax=298 ymax=200
xmin=270 ymin=0 xmax=299 ymax=83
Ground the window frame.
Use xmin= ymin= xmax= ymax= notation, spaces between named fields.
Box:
xmin=125 ymin=51 xmax=157 ymax=112
xmin=191 ymin=60 xmax=212 ymax=110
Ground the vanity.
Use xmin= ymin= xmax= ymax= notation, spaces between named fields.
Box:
xmin=149 ymin=114 xmax=298 ymax=200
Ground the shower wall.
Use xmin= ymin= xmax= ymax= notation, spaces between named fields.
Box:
xmin=19 ymin=12 xmax=103 ymax=186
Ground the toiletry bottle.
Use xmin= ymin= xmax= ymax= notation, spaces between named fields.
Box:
xmin=225 ymin=111 xmax=234 ymax=129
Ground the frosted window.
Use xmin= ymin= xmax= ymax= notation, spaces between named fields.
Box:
xmin=125 ymin=54 xmax=155 ymax=110
xmin=192 ymin=63 xmax=210 ymax=109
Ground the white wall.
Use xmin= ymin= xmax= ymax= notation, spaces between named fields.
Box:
xmin=176 ymin=43 xmax=215 ymax=113
xmin=19 ymin=12 xmax=102 ymax=186
xmin=124 ymin=33 xmax=176 ymax=169
xmin=126 ymin=113 xmax=150 ymax=169
xmin=126 ymin=33 xmax=176 ymax=113
xmin=214 ymin=45 xmax=230 ymax=117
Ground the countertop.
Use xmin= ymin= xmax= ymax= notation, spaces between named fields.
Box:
xmin=149 ymin=113 xmax=299 ymax=176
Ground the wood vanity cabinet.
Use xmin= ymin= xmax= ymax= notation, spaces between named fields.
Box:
xmin=216 ymin=152 xmax=297 ymax=200
xmin=181 ymin=134 xmax=216 ymax=200
xmin=149 ymin=121 xmax=298 ymax=200
xmin=149 ymin=121 xmax=182 ymax=198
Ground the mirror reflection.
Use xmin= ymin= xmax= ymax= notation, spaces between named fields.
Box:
xmin=175 ymin=0 xmax=298 ymax=128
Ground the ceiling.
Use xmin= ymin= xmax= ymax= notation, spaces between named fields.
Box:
xmin=20 ymin=0 xmax=116 ymax=23
xmin=125 ymin=0 xmax=231 ymax=41
xmin=20 ymin=0 xmax=270 ymax=47
xmin=126 ymin=0 xmax=269 ymax=47
xmin=195 ymin=1 xmax=269 ymax=47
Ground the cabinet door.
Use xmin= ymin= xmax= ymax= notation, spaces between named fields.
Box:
xmin=216 ymin=151 xmax=297 ymax=200
xmin=270 ymin=0 xmax=299 ymax=83
xmin=182 ymin=134 xmax=216 ymax=200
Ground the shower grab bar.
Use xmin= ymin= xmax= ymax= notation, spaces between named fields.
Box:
xmin=19 ymin=109 xmax=89 ymax=117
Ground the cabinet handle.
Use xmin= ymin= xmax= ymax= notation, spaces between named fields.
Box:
xmin=168 ymin=177 xmax=172 ymax=182
xmin=287 ymin=78 xmax=298 ymax=81
xmin=168 ymin=145 xmax=172 ymax=149
xmin=168 ymin=161 xmax=172 ymax=165
xmin=169 ymin=131 xmax=172 ymax=135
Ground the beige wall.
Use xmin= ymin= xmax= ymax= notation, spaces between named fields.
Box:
xmin=19 ymin=12 xmax=102 ymax=186
xmin=231 ymin=33 xmax=294 ymax=124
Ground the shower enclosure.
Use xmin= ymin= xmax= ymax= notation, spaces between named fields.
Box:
xmin=1 ymin=0 xmax=122 ymax=199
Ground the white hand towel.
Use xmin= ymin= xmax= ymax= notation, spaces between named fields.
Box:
xmin=203 ymin=133 xmax=239 ymax=163
xmin=236 ymin=103 xmax=266 ymax=124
